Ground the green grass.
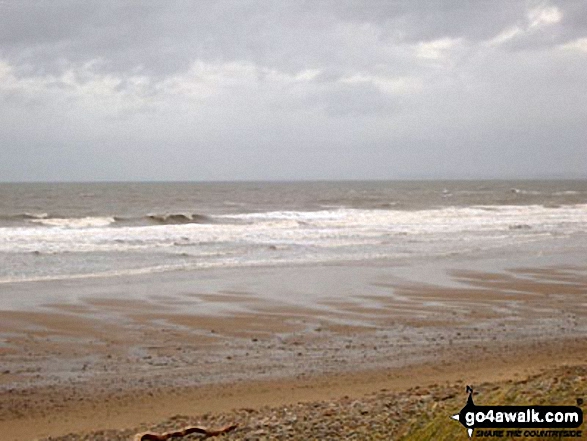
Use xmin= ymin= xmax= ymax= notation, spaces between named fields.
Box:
xmin=398 ymin=366 xmax=586 ymax=441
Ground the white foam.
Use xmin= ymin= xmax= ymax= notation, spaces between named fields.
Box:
xmin=2 ymin=205 xmax=587 ymax=253
xmin=31 ymin=216 xmax=116 ymax=228
xmin=1 ymin=204 xmax=587 ymax=282
xmin=24 ymin=212 xmax=49 ymax=219
xmin=553 ymin=191 xmax=580 ymax=195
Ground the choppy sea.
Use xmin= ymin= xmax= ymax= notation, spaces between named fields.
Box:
xmin=1 ymin=180 xmax=586 ymax=285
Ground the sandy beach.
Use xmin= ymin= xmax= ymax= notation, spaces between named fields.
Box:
xmin=1 ymin=260 xmax=586 ymax=440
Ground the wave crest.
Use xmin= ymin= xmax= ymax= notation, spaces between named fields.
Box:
xmin=0 ymin=212 xmax=49 ymax=221
xmin=30 ymin=216 xmax=116 ymax=228
xmin=145 ymin=213 xmax=215 ymax=225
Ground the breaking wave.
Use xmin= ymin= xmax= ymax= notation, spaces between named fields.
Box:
xmin=31 ymin=216 xmax=117 ymax=228
xmin=145 ymin=213 xmax=216 ymax=225
xmin=1 ymin=204 xmax=587 ymax=283
xmin=0 ymin=212 xmax=49 ymax=222
xmin=0 ymin=212 xmax=220 ymax=228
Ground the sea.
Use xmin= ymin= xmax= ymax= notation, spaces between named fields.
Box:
xmin=1 ymin=180 xmax=587 ymax=287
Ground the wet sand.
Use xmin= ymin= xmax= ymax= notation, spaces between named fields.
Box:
xmin=0 ymin=262 xmax=586 ymax=440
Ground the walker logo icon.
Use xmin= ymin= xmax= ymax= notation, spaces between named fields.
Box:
xmin=450 ymin=386 xmax=583 ymax=438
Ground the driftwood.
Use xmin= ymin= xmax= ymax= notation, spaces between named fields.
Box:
xmin=134 ymin=423 xmax=238 ymax=440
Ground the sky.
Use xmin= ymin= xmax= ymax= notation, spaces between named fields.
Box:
xmin=0 ymin=0 xmax=586 ymax=182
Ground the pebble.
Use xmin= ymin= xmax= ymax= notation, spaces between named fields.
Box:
xmin=39 ymin=365 xmax=586 ymax=440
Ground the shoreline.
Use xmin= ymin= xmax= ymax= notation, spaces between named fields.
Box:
xmin=1 ymin=262 xmax=586 ymax=439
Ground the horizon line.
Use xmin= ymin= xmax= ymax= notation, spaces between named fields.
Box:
xmin=2 ymin=176 xmax=587 ymax=185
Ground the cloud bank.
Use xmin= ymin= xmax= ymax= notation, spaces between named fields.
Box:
xmin=1 ymin=0 xmax=586 ymax=181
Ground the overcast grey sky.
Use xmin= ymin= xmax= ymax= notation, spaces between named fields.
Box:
xmin=1 ymin=0 xmax=586 ymax=182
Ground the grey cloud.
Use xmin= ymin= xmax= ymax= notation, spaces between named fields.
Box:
xmin=557 ymin=0 xmax=587 ymax=34
xmin=0 ymin=1 xmax=526 ymax=78
xmin=303 ymin=82 xmax=399 ymax=117
xmin=1 ymin=1 xmax=334 ymax=77
xmin=2 ymin=0 xmax=585 ymax=82
xmin=486 ymin=1 xmax=587 ymax=52
xmin=0 ymin=1 xmax=586 ymax=181
xmin=327 ymin=0 xmax=528 ymax=41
